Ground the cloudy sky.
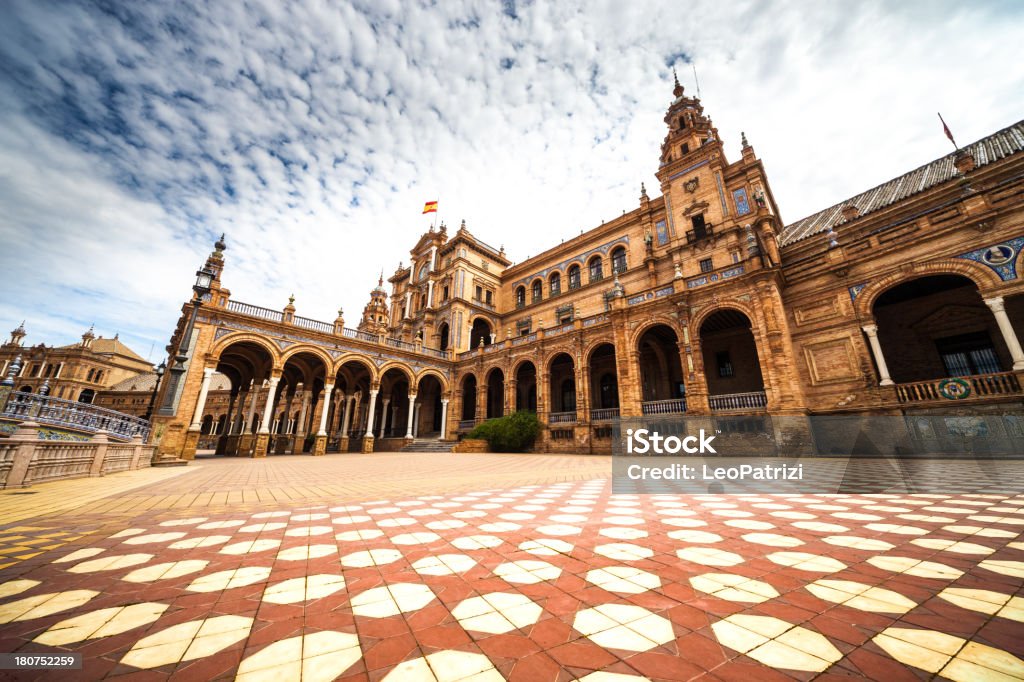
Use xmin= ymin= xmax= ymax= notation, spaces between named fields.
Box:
xmin=1 ymin=0 xmax=1021 ymax=360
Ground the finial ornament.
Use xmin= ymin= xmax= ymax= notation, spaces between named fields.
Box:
xmin=1 ymin=355 xmax=21 ymax=386
xmin=672 ymin=68 xmax=684 ymax=97
xmin=214 ymin=233 xmax=227 ymax=252
xmin=826 ymin=226 xmax=840 ymax=249
xmin=741 ymin=131 xmax=750 ymax=148
xmin=288 ymin=294 xmax=295 ymax=305
xmin=640 ymin=182 xmax=648 ymax=198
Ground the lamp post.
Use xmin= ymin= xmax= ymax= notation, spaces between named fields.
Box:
xmin=157 ymin=265 xmax=214 ymax=416
xmin=145 ymin=361 xmax=166 ymax=421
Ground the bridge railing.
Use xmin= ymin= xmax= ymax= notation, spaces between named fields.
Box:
xmin=2 ymin=392 xmax=151 ymax=441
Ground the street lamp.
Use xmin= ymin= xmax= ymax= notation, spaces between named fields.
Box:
xmin=156 ymin=263 xmax=215 ymax=419
xmin=145 ymin=361 xmax=166 ymax=421
xmin=172 ymin=265 xmax=215 ymax=369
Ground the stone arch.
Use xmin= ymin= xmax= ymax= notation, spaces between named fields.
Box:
xmin=331 ymin=354 xmax=378 ymax=383
xmin=280 ymin=344 xmax=335 ymax=371
xmin=628 ymin=316 xmax=685 ymax=351
xmin=510 ymin=356 xmax=539 ymax=377
xmin=415 ymin=368 xmax=450 ymax=394
xmin=854 ymin=259 xmax=1002 ymax=319
xmin=208 ymin=332 xmax=283 ymax=368
xmin=376 ymin=361 xmax=415 ymax=387
xmin=469 ymin=316 xmax=494 ymax=348
xmin=544 ymin=347 xmax=578 ymax=373
xmin=689 ymin=301 xmax=760 ymax=339
xmin=583 ymin=336 xmax=617 ymax=364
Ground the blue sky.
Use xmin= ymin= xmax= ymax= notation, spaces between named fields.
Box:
xmin=1 ymin=0 xmax=1021 ymax=361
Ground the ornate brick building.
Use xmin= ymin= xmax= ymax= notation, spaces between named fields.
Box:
xmin=150 ymin=79 xmax=1024 ymax=459
xmin=0 ymin=324 xmax=153 ymax=404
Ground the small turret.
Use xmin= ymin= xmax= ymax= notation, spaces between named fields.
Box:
xmin=8 ymin=322 xmax=26 ymax=347
xmin=81 ymin=325 xmax=96 ymax=349
xmin=357 ymin=272 xmax=390 ymax=335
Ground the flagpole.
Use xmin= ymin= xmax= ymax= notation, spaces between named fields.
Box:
xmin=938 ymin=112 xmax=959 ymax=151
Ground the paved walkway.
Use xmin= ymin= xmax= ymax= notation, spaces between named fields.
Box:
xmin=0 ymin=454 xmax=1021 ymax=681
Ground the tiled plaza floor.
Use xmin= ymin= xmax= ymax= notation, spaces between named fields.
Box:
xmin=0 ymin=454 xmax=1022 ymax=681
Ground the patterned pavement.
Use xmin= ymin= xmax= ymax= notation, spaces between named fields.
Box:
xmin=0 ymin=455 xmax=1022 ymax=681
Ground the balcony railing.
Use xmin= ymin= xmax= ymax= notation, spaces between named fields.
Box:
xmin=226 ymin=299 xmax=284 ymax=323
xmin=2 ymin=392 xmax=151 ymax=441
xmin=590 ymin=408 xmax=620 ymax=422
xmin=294 ymin=315 xmax=334 ymax=334
xmin=709 ymin=391 xmax=767 ymax=411
xmin=686 ymin=224 xmax=715 ymax=244
xmin=548 ymin=411 xmax=577 ymax=424
xmin=225 ymin=300 xmax=449 ymax=361
xmin=641 ymin=399 xmax=687 ymax=415
xmin=896 ymin=372 xmax=1022 ymax=403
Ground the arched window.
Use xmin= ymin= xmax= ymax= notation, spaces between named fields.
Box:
xmin=568 ymin=264 xmax=581 ymax=290
xmin=611 ymin=246 xmax=627 ymax=274
xmin=418 ymin=263 xmax=430 ymax=281
xmin=589 ymin=257 xmax=603 ymax=282
xmin=531 ymin=280 xmax=542 ymax=303
xmin=549 ymin=272 xmax=561 ymax=296
xmin=438 ymin=323 xmax=450 ymax=351
xmin=86 ymin=369 xmax=94 ymax=382
xmin=515 ymin=286 xmax=526 ymax=308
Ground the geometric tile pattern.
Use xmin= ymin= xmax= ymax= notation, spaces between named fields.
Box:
xmin=0 ymin=472 xmax=1021 ymax=680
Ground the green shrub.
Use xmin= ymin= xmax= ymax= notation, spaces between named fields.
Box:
xmin=467 ymin=411 xmax=540 ymax=452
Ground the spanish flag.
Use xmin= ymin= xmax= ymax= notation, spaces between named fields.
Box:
xmin=422 ymin=201 xmax=438 ymax=214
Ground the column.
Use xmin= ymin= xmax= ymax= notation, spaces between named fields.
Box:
xmin=233 ymin=390 xmax=249 ymax=434
xmin=317 ymin=384 xmax=334 ymax=436
xmin=427 ymin=280 xmax=435 ymax=308
xmin=245 ymin=381 xmax=259 ymax=432
xmin=861 ymin=324 xmax=895 ymax=386
xmin=365 ymin=390 xmax=379 ymax=435
xmin=296 ymin=390 xmax=311 ymax=435
xmin=391 ymin=402 xmax=399 ymax=435
xmin=413 ymin=403 xmax=421 ymax=437
xmin=379 ymin=398 xmax=391 ymax=437
xmin=363 ymin=389 xmax=379 ymax=453
xmin=188 ymin=368 xmax=216 ymax=430
xmin=985 ymin=297 xmax=1024 ymax=370
xmin=405 ymin=393 xmax=417 ymax=437
xmin=258 ymin=377 xmax=280 ymax=433
xmin=439 ymin=399 xmax=449 ymax=440
xmin=341 ymin=393 xmax=354 ymax=434
xmin=224 ymin=391 xmax=238 ymax=434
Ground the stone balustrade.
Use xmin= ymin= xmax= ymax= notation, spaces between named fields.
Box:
xmin=0 ymin=421 xmax=155 ymax=489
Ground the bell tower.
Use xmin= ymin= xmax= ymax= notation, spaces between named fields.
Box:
xmin=654 ymin=72 xmax=781 ymax=262
xmin=357 ymin=273 xmax=390 ymax=336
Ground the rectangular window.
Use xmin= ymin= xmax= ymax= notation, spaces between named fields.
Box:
xmin=485 ymin=290 xmax=492 ymax=305
xmin=700 ymin=258 xmax=714 ymax=273
xmin=475 ymin=285 xmax=482 ymax=301
xmin=716 ymin=351 xmax=733 ymax=377
xmin=936 ymin=332 xmax=1002 ymax=376
xmin=443 ymin=285 xmax=449 ymax=300
xmin=731 ymin=251 xmax=741 ymax=264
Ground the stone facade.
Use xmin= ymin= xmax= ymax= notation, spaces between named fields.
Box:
xmin=150 ymin=80 xmax=1024 ymax=459
xmin=0 ymin=325 xmax=153 ymax=404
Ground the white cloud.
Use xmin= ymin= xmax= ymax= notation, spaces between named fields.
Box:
xmin=0 ymin=0 xmax=1021 ymax=355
